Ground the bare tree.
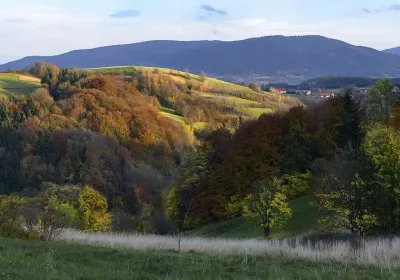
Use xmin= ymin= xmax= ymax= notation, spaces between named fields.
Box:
xmin=172 ymin=200 xmax=195 ymax=252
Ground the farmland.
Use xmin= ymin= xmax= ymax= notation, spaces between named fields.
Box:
xmin=0 ymin=73 xmax=41 ymax=96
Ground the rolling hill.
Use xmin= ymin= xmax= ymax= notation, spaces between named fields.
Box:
xmin=87 ymin=66 xmax=298 ymax=129
xmin=384 ymin=47 xmax=400 ymax=56
xmin=2 ymin=36 xmax=400 ymax=81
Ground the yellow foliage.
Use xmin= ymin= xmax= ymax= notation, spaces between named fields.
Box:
xmin=78 ymin=186 xmax=111 ymax=232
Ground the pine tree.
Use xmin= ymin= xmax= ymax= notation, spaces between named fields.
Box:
xmin=339 ymin=89 xmax=363 ymax=149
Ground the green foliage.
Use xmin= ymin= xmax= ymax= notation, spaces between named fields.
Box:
xmin=313 ymin=148 xmax=377 ymax=235
xmin=35 ymin=187 xmax=81 ymax=240
xmin=78 ymin=186 xmax=111 ymax=232
xmin=360 ymin=125 xmax=400 ymax=233
xmin=242 ymin=178 xmax=292 ymax=238
xmin=167 ymin=147 xmax=210 ymax=229
xmin=282 ymin=171 xmax=312 ymax=200
xmin=367 ymin=78 xmax=395 ymax=122
xmin=0 ymin=195 xmax=28 ymax=238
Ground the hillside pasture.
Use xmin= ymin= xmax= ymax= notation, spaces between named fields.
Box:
xmin=0 ymin=73 xmax=41 ymax=96
xmin=87 ymin=66 xmax=137 ymax=75
xmin=1 ymin=238 xmax=398 ymax=280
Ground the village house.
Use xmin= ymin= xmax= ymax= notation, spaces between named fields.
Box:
xmin=275 ymin=88 xmax=287 ymax=94
xmin=316 ymin=92 xmax=335 ymax=98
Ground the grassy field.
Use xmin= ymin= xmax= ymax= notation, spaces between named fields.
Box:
xmin=160 ymin=107 xmax=207 ymax=131
xmin=0 ymin=73 xmax=41 ymax=96
xmin=187 ymin=196 xmax=319 ymax=238
xmin=87 ymin=66 xmax=137 ymax=75
xmin=1 ymin=237 xmax=398 ymax=280
xmin=160 ymin=107 xmax=185 ymax=123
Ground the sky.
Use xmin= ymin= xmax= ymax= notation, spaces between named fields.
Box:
xmin=0 ymin=0 xmax=399 ymax=64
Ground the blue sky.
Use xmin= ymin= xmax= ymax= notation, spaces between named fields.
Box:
xmin=0 ymin=0 xmax=399 ymax=63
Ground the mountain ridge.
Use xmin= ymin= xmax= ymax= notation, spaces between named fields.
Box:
xmin=2 ymin=35 xmax=400 ymax=79
xmin=384 ymin=47 xmax=400 ymax=56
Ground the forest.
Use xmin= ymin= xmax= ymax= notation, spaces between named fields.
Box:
xmin=1 ymin=62 xmax=400 ymax=240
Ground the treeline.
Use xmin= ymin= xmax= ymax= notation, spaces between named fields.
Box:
xmin=263 ymin=77 xmax=400 ymax=91
xmin=168 ymin=78 xmax=400 ymax=237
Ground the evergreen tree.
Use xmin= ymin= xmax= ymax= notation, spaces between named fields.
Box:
xmin=339 ymin=89 xmax=363 ymax=149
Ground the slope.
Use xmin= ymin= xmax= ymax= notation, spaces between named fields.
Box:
xmin=2 ymin=36 xmax=400 ymax=79
xmin=186 ymin=196 xmax=319 ymax=239
xmin=88 ymin=66 xmax=299 ymax=129
xmin=0 ymin=73 xmax=41 ymax=97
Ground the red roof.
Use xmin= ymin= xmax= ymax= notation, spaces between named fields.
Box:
xmin=318 ymin=92 xmax=333 ymax=97
xmin=276 ymin=88 xmax=286 ymax=92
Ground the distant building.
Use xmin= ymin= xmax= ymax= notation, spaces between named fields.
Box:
xmin=317 ymin=92 xmax=335 ymax=98
xmin=275 ymin=88 xmax=287 ymax=94
xmin=393 ymin=87 xmax=400 ymax=94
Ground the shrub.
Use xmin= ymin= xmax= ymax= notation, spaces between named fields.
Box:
xmin=36 ymin=190 xmax=80 ymax=240
xmin=0 ymin=195 xmax=28 ymax=238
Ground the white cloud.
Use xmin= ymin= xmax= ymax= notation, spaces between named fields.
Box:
xmin=0 ymin=4 xmax=399 ymax=64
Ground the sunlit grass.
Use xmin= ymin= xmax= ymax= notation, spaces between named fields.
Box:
xmin=0 ymin=73 xmax=41 ymax=96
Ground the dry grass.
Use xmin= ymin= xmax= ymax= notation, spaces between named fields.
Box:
xmin=17 ymin=74 xmax=41 ymax=83
xmin=59 ymin=230 xmax=400 ymax=268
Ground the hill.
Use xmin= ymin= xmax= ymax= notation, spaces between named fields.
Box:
xmin=0 ymin=73 xmax=40 ymax=97
xmin=186 ymin=196 xmax=319 ymax=239
xmin=2 ymin=36 xmax=400 ymax=81
xmin=87 ymin=65 xmax=298 ymax=127
xmin=383 ymin=47 xmax=400 ymax=56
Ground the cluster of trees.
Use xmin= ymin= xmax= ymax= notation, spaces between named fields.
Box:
xmin=2 ymin=62 xmax=400 ymax=240
xmin=167 ymin=78 xmax=400 ymax=237
xmin=0 ymin=184 xmax=110 ymax=240
xmin=0 ymin=62 xmax=197 ymax=237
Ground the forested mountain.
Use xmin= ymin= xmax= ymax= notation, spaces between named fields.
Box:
xmin=384 ymin=47 xmax=400 ymax=56
xmin=2 ymin=36 xmax=400 ymax=78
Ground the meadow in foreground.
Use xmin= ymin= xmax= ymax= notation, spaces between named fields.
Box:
xmin=59 ymin=231 xmax=400 ymax=268
xmin=1 ymin=237 xmax=399 ymax=280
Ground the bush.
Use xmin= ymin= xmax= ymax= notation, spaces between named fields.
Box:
xmin=35 ymin=189 xmax=80 ymax=240
xmin=0 ymin=195 xmax=29 ymax=238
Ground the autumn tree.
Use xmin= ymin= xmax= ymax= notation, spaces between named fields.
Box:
xmin=78 ymin=186 xmax=111 ymax=232
xmin=242 ymin=178 xmax=292 ymax=238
